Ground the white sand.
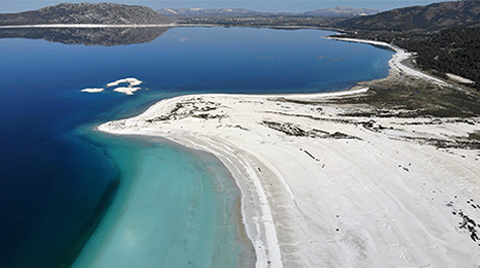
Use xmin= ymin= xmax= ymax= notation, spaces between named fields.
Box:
xmin=447 ymin=73 xmax=475 ymax=84
xmin=107 ymin=78 xmax=143 ymax=88
xmin=327 ymin=37 xmax=451 ymax=87
xmin=81 ymin=78 xmax=143 ymax=95
xmin=113 ymin=87 xmax=141 ymax=95
xmin=108 ymin=78 xmax=142 ymax=95
xmin=81 ymin=87 xmax=104 ymax=93
xmin=97 ymin=38 xmax=480 ymax=267
xmin=98 ymin=89 xmax=480 ymax=267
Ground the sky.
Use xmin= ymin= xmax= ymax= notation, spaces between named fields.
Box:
xmin=0 ymin=0 xmax=440 ymax=13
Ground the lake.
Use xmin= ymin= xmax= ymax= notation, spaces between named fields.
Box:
xmin=0 ymin=26 xmax=393 ymax=267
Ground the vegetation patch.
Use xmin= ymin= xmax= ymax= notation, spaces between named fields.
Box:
xmin=261 ymin=120 xmax=361 ymax=140
xmin=329 ymin=84 xmax=480 ymax=118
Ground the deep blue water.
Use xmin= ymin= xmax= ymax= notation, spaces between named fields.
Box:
xmin=0 ymin=27 xmax=393 ymax=267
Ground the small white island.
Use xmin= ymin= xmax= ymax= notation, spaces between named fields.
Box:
xmin=80 ymin=87 xmax=104 ymax=93
xmin=81 ymin=77 xmax=143 ymax=95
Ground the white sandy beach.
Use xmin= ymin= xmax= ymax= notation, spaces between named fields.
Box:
xmin=98 ymin=39 xmax=480 ymax=267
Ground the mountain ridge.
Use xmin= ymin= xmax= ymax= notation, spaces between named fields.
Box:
xmin=303 ymin=6 xmax=379 ymax=17
xmin=338 ymin=0 xmax=480 ymax=30
xmin=0 ymin=3 xmax=174 ymax=25
xmin=157 ymin=7 xmax=264 ymax=17
xmin=157 ymin=6 xmax=378 ymax=18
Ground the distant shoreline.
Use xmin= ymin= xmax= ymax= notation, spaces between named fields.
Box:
xmin=0 ymin=23 xmax=177 ymax=29
xmin=0 ymin=23 xmax=343 ymax=31
xmin=326 ymin=36 xmax=451 ymax=87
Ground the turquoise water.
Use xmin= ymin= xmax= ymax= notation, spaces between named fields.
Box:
xmin=71 ymin=134 xmax=254 ymax=267
xmin=0 ymin=27 xmax=393 ymax=267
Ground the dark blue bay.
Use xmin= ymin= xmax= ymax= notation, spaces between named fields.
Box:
xmin=0 ymin=27 xmax=393 ymax=268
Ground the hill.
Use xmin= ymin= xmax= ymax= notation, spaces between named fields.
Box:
xmin=338 ymin=0 xmax=480 ymax=30
xmin=0 ymin=3 xmax=173 ymax=25
xmin=302 ymin=6 xmax=378 ymax=17
xmin=157 ymin=8 xmax=264 ymax=17
xmin=158 ymin=6 xmax=378 ymax=18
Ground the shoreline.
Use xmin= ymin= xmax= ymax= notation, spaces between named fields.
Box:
xmin=97 ymin=37 xmax=480 ymax=267
xmin=163 ymin=133 xmax=284 ymax=267
xmin=72 ymin=135 xmax=256 ymax=267
xmin=0 ymin=23 xmax=339 ymax=31
xmin=0 ymin=23 xmax=177 ymax=29
xmin=325 ymin=36 xmax=451 ymax=87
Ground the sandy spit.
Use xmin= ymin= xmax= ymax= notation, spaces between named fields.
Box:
xmin=98 ymin=38 xmax=480 ymax=267
xmin=98 ymin=90 xmax=480 ymax=267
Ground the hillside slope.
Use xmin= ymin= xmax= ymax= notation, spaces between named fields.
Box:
xmin=0 ymin=3 xmax=174 ymax=25
xmin=338 ymin=0 xmax=480 ymax=30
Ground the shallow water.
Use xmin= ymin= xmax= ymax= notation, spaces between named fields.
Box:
xmin=0 ymin=26 xmax=393 ymax=267
xmin=71 ymin=134 xmax=255 ymax=267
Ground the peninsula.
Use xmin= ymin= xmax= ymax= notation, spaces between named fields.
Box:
xmin=94 ymin=1 xmax=480 ymax=266
xmin=99 ymin=36 xmax=480 ymax=267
